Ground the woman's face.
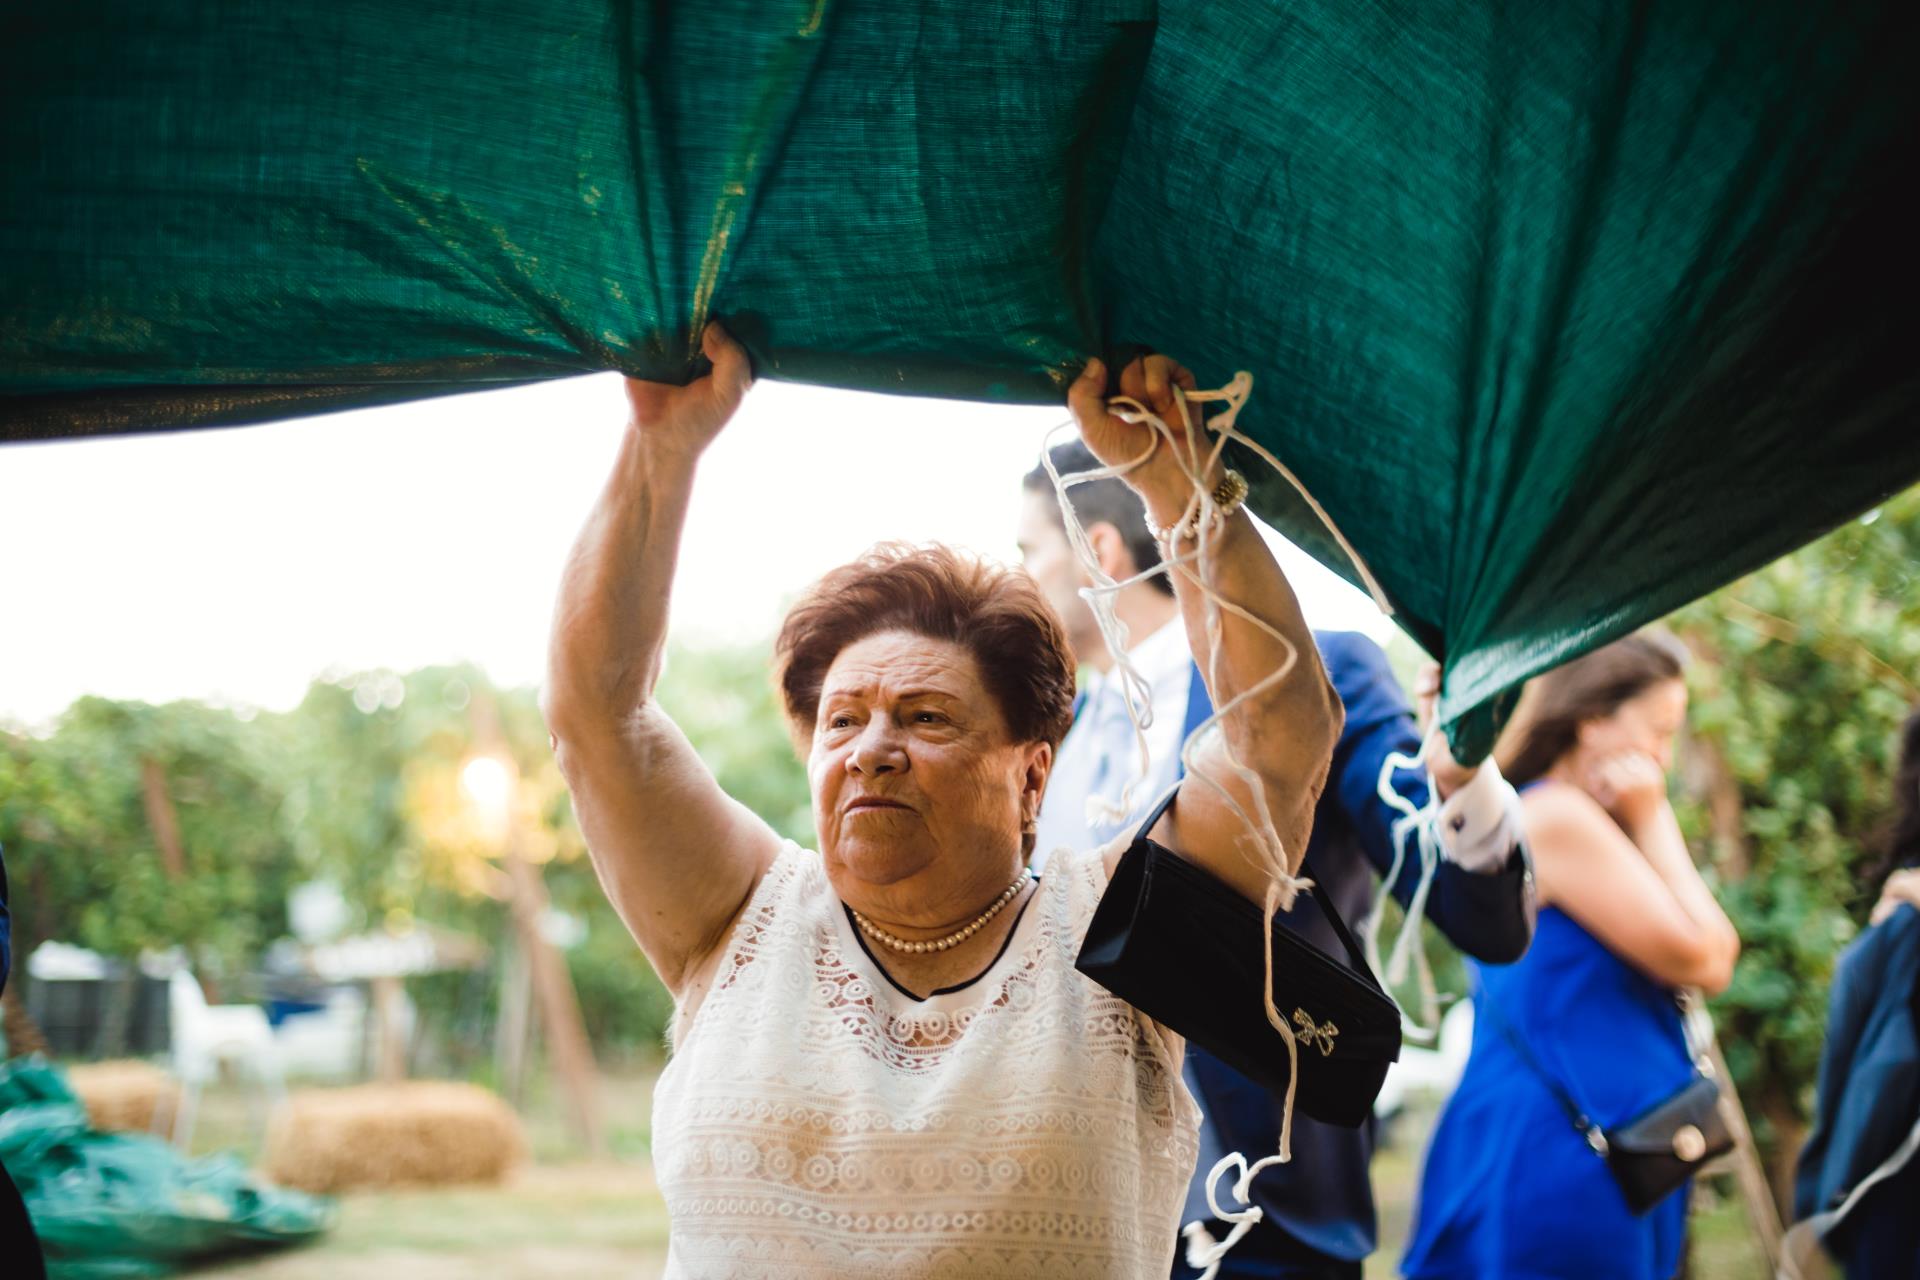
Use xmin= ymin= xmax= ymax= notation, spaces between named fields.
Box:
xmin=809 ymin=629 xmax=1050 ymax=918
xmin=1578 ymin=678 xmax=1689 ymax=772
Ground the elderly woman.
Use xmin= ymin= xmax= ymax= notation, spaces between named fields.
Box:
xmin=544 ymin=323 xmax=1341 ymax=1278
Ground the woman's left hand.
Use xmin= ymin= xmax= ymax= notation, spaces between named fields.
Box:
xmin=1067 ymin=353 xmax=1212 ymax=525
xmin=1586 ymin=750 xmax=1670 ymax=833
xmin=1414 ymin=661 xmax=1480 ymax=799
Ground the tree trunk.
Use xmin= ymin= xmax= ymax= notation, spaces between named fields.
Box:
xmin=468 ymin=690 xmax=604 ymax=1154
xmin=503 ymin=848 xmax=604 ymax=1154
xmin=1685 ymin=735 xmax=1750 ymax=877
xmin=139 ymin=758 xmax=188 ymax=881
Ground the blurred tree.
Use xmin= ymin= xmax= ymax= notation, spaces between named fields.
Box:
xmin=0 ymin=696 xmax=296 ymax=1049
xmin=263 ymin=665 xmax=491 ymax=930
xmin=1668 ymin=485 xmax=1920 ymax=1211
xmin=653 ymin=643 xmax=815 ymax=846
xmin=255 ymin=644 xmax=811 ymax=1062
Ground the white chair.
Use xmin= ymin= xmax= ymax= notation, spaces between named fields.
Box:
xmin=165 ymin=968 xmax=285 ymax=1149
xmin=270 ymin=986 xmax=368 ymax=1081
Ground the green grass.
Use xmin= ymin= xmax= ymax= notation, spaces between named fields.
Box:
xmin=177 ymin=1074 xmax=1773 ymax=1279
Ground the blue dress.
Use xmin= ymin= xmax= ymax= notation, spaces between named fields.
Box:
xmin=1401 ymin=906 xmax=1695 ymax=1279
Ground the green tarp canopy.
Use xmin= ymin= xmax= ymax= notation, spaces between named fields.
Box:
xmin=5 ymin=2 xmax=1919 ymax=756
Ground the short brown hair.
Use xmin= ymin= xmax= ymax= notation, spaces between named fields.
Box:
xmin=774 ymin=542 xmax=1077 ymax=752
xmin=1497 ymin=629 xmax=1691 ymax=786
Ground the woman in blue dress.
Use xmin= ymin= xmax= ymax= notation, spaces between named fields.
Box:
xmin=1403 ymin=631 xmax=1741 ymax=1280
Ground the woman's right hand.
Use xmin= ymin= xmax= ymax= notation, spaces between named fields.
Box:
xmin=622 ymin=321 xmax=754 ymax=463
xmin=1066 ymin=352 xmax=1211 ymax=528
xmin=1585 ymin=750 xmax=1669 ymax=832
xmin=1872 ymin=867 xmax=1920 ymax=926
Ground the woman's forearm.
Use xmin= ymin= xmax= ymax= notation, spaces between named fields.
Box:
xmin=545 ymin=427 xmax=700 ymax=736
xmin=1151 ymin=501 xmax=1341 ymax=806
xmin=1630 ymin=804 xmax=1741 ymax=972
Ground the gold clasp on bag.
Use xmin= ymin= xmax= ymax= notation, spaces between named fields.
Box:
xmin=1291 ymin=1008 xmax=1340 ymax=1057
xmin=1671 ymin=1124 xmax=1707 ymax=1162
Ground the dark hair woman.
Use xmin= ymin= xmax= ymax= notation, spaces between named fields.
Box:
xmin=1403 ymin=630 xmax=1740 ymax=1280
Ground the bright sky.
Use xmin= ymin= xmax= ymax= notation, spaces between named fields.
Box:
xmin=0 ymin=375 xmax=1390 ymax=730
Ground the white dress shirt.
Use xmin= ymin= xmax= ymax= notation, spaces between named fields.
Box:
xmin=1033 ymin=619 xmax=1194 ymax=870
xmin=1033 ymin=620 xmax=1520 ymax=874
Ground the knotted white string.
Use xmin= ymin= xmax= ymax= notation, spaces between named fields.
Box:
xmin=1040 ymin=370 xmax=1393 ymax=1217
xmin=1041 ymin=367 xmax=1413 ymax=1277
xmin=1039 ymin=417 xmax=1162 ymax=831
xmin=1178 ymin=1145 xmax=1302 ymax=1278
xmin=1361 ymin=734 xmax=1448 ymax=1043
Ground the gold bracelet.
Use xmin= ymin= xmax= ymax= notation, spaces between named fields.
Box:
xmin=1145 ymin=469 xmax=1249 ymax=544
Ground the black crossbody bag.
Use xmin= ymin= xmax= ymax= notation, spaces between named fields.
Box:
xmin=1075 ymin=787 xmax=1402 ymax=1128
xmin=1480 ymin=984 xmax=1732 ymax=1214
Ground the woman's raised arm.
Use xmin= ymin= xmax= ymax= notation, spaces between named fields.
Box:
xmin=1068 ymin=354 xmax=1343 ymax=903
xmin=544 ymin=323 xmax=782 ymax=997
xmin=1525 ymin=771 xmax=1739 ymax=994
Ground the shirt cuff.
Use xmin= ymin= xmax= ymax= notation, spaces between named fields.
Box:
xmin=1435 ymin=758 xmax=1522 ymax=874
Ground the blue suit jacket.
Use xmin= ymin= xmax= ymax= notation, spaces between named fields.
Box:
xmin=1793 ymin=900 xmax=1920 ymax=1272
xmin=1177 ymin=631 xmax=1536 ymax=1270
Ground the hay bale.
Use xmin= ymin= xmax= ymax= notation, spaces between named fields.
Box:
xmin=261 ymin=1081 xmax=526 ymax=1192
xmin=67 ymin=1060 xmax=179 ymax=1133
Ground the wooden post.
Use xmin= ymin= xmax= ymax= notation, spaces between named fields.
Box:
xmin=468 ymin=693 xmax=605 ymax=1155
xmin=1707 ymin=1038 xmax=1784 ymax=1273
xmin=135 ymin=757 xmax=191 ymax=1052
xmin=502 ymin=841 xmax=605 ymax=1155
xmin=494 ymin=937 xmax=534 ymax=1106
xmin=369 ymin=974 xmax=408 ymax=1082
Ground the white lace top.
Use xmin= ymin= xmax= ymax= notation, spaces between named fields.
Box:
xmin=651 ymin=842 xmax=1201 ymax=1279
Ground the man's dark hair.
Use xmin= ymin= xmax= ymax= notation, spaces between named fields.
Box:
xmin=1022 ymin=441 xmax=1174 ymax=597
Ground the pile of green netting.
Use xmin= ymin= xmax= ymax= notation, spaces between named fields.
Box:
xmin=0 ymin=1055 xmax=332 ymax=1279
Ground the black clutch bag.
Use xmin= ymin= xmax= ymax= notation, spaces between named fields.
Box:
xmin=1483 ymin=987 xmax=1734 ymax=1215
xmin=1603 ymin=1075 xmax=1733 ymax=1214
xmin=1075 ymin=789 xmax=1403 ymax=1128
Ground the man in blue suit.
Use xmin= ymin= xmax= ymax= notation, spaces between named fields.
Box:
xmin=1018 ymin=442 xmax=1537 ymax=1279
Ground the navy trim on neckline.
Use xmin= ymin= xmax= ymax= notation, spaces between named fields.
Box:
xmin=843 ymin=879 xmax=1041 ymax=1003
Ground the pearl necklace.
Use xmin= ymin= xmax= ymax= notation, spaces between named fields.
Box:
xmin=849 ymin=868 xmax=1033 ymax=955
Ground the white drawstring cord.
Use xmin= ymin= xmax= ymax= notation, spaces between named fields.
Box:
xmin=1042 ymin=367 xmax=1396 ymax=1273
xmin=1181 ymin=1148 xmax=1294 ymax=1279
xmin=1361 ymin=736 xmax=1448 ymax=1043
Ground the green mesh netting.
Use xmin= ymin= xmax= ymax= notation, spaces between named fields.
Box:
xmin=4 ymin=2 xmax=1918 ymax=755
xmin=0 ymin=1057 xmax=332 ymax=1278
